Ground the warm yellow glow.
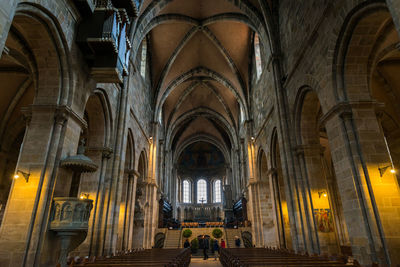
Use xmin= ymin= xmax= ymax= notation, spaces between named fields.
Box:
xmin=323 ymin=193 xmax=327 ymax=198
xmin=14 ymin=174 xmax=19 ymax=179
xmin=390 ymin=169 xmax=396 ymax=174
xmin=80 ymin=193 xmax=89 ymax=200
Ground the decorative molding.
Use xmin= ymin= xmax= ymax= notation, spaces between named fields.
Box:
xmin=319 ymin=100 xmax=384 ymax=126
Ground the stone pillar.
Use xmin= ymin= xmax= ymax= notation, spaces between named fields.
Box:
xmin=88 ymin=148 xmax=112 ymax=257
xmin=323 ymin=103 xmax=400 ymax=265
xmin=270 ymin=54 xmax=310 ymax=253
xmin=296 ymin=145 xmax=323 ymax=254
xmin=126 ymin=171 xmax=138 ymax=250
xmin=0 ymin=106 xmax=69 ymax=267
xmin=258 ymin=172 xmax=280 ymax=248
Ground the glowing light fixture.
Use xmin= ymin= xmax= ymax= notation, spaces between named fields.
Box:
xmin=380 ymin=135 xmax=396 ymax=177
xmin=318 ymin=191 xmax=328 ymax=198
xmin=378 ymin=165 xmax=396 ymax=177
xmin=13 ymin=170 xmax=30 ymax=183
xmin=80 ymin=193 xmax=89 ymax=200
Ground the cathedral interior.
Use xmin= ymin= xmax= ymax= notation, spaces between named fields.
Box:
xmin=0 ymin=0 xmax=400 ymax=266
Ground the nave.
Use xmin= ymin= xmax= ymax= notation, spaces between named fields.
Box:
xmin=0 ymin=0 xmax=400 ymax=267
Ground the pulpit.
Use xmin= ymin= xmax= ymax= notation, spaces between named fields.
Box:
xmin=50 ymin=197 xmax=93 ymax=267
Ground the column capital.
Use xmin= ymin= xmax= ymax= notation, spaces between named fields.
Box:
xmin=295 ymin=144 xmax=324 ymax=155
xmin=319 ymin=100 xmax=384 ymax=126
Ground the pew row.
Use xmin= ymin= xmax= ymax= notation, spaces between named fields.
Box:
xmin=74 ymin=248 xmax=190 ymax=267
xmin=219 ymin=248 xmax=360 ymax=267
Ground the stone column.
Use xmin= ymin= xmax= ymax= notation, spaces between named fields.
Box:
xmin=0 ymin=106 xmax=69 ymax=267
xmin=126 ymin=170 xmax=138 ymax=250
xmin=295 ymin=145 xmax=323 ymax=255
xmin=88 ymin=148 xmax=112 ymax=257
xmin=322 ymin=103 xmax=400 ymax=265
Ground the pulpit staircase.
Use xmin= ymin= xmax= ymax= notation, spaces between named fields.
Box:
xmin=164 ymin=229 xmax=182 ymax=248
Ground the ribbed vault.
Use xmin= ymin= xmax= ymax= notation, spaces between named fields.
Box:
xmin=133 ymin=0 xmax=272 ymax=158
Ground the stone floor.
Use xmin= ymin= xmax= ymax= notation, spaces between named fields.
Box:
xmin=190 ymin=257 xmax=223 ymax=267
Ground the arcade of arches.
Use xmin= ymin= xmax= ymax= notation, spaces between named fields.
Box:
xmin=0 ymin=0 xmax=399 ymax=266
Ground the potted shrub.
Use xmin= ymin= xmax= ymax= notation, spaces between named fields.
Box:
xmin=212 ymin=228 xmax=223 ymax=239
xmin=182 ymin=229 xmax=192 ymax=238
xmin=190 ymin=238 xmax=199 ymax=253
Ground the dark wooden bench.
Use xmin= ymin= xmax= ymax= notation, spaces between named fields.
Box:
xmin=219 ymin=248 xmax=359 ymax=267
xmin=75 ymin=248 xmax=190 ymax=267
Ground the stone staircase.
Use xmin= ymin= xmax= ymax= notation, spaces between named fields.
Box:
xmin=225 ymin=228 xmax=243 ymax=248
xmin=164 ymin=229 xmax=182 ymax=248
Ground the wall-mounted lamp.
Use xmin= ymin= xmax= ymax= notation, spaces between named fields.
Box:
xmin=378 ymin=165 xmax=396 ymax=177
xmin=251 ymin=136 xmax=255 ymax=142
xmin=14 ymin=170 xmax=30 ymax=183
xmin=318 ymin=191 xmax=327 ymax=198
xmin=149 ymin=136 xmax=153 ymax=143
xmin=80 ymin=193 xmax=90 ymax=200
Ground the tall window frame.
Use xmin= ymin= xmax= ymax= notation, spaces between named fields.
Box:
xmin=254 ymin=33 xmax=262 ymax=79
xmin=140 ymin=39 xmax=147 ymax=78
xmin=197 ymin=179 xmax=207 ymax=204
xmin=183 ymin=180 xmax=191 ymax=203
xmin=213 ymin=180 xmax=222 ymax=203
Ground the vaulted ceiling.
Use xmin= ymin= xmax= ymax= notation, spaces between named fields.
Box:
xmin=133 ymin=0 xmax=268 ymax=157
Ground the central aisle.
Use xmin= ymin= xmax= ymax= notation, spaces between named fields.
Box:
xmin=190 ymin=257 xmax=223 ymax=267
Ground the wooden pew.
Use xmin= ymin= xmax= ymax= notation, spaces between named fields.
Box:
xmin=75 ymin=248 xmax=190 ymax=267
xmin=219 ymin=248 xmax=358 ymax=267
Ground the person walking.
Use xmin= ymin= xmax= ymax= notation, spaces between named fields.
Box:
xmin=213 ymin=239 xmax=220 ymax=260
xmin=234 ymin=236 xmax=241 ymax=248
xmin=220 ymin=238 xmax=226 ymax=248
xmin=202 ymin=235 xmax=209 ymax=260
xmin=184 ymin=239 xmax=190 ymax=248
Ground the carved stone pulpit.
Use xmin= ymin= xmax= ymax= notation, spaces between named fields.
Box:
xmin=50 ymin=197 xmax=93 ymax=267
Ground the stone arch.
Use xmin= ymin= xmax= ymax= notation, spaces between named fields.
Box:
xmin=131 ymin=0 xmax=275 ymax=59
xmin=166 ymin=107 xmax=238 ymax=151
xmin=174 ymin=134 xmax=230 ymax=166
xmin=270 ymin=128 xmax=292 ymax=250
xmin=0 ymin=2 xmax=72 ymax=227
xmin=295 ymin=88 xmax=350 ymax=254
xmin=137 ymin=150 xmax=147 ymax=181
xmin=333 ymin=1 xmax=390 ymax=101
xmin=14 ymin=2 xmax=72 ymax=106
xmin=156 ymin=66 xmax=247 ymax=122
xmin=117 ymin=128 xmax=136 ymax=251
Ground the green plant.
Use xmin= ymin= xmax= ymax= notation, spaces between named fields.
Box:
xmin=182 ymin=229 xmax=192 ymax=238
xmin=190 ymin=238 xmax=199 ymax=252
xmin=212 ymin=228 xmax=223 ymax=239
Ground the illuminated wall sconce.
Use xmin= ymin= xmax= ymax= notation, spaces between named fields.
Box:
xmin=378 ymin=165 xmax=395 ymax=177
xmin=149 ymin=136 xmax=153 ymax=143
xmin=80 ymin=193 xmax=90 ymax=200
xmin=251 ymin=136 xmax=255 ymax=142
xmin=14 ymin=170 xmax=30 ymax=183
xmin=318 ymin=191 xmax=327 ymax=198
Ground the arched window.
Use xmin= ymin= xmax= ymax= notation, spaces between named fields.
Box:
xmin=183 ymin=180 xmax=191 ymax=203
xmin=140 ymin=39 xmax=147 ymax=78
xmin=197 ymin=179 xmax=207 ymax=203
xmin=254 ymin=33 xmax=262 ymax=79
xmin=213 ymin=180 xmax=222 ymax=203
